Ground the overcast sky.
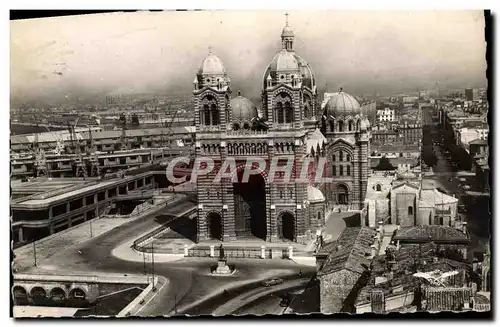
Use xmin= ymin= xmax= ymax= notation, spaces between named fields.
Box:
xmin=11 ymin=10 xmax=487 ymax=104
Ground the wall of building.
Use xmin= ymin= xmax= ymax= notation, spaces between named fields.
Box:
xmin=320 ymin=269 xmax=361 ymax=314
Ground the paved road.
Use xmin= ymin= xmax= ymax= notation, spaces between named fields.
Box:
xmin=212 ymin=277 xmax=310 ymax=316
xmin=34 ymin=197 xmax=311 ymax=316
xmin=429 ymin=128 xmax=490 ymax=259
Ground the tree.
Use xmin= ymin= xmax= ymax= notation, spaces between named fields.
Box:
xmin=119 ymin=112 xmax=127 ymax=127
xmin=131 ymin=113 xmax=140 ymax=126
xmin=376 ymin=156 xmax=396 ymax=171
xmin=422 ymin=144 xmax=437 ymax=167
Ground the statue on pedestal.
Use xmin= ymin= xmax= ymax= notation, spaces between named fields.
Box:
xmin=219 ymin=243 xmax=226 ymax=260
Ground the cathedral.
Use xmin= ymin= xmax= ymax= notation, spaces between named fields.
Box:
xmin=193 ymin=15 xmax=372 ymax=244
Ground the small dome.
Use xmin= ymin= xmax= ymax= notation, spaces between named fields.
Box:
xmin=198 ymin=53 xmax=226 ymax=75
xmin=230 ymin=94 xmax=258 ymax=122
xmin=281 ymin=25 xmax=294 ymax=38
xmin=324 ymin=90 xmax=361 ymax=117
xmin=270 ymin=50 xmax=299 ymax=71
xmin=307 ymin=185 xmax=325 ymax=203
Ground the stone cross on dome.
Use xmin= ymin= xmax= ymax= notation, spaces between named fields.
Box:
xmin=208 ymin=45 xmax=213 ymax=54
xmin=285 ymin=12 xmax=289 ymax=26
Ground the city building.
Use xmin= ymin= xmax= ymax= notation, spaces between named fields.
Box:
xmin=364 ymin=170 xmax=460 ymax=228
xmin=354 ymin=243 xmax=484 ymax=313
xmin=11 ymin=171 xmax=156 ymax=245
xmin=465 ymin=88 xmax=480 ymax=102
xmin=376 ymin=108 xmax=395 ymax=122
xmin=316 ymin=227 xmax=378 ymax=313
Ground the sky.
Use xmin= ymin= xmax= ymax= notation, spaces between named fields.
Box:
xmin=10 ymin=10 xmax=487 ymax=105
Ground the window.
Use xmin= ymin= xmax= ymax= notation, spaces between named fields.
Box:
xmin=347 ymin=165 xmax=351 ymax=176
xmin=304 ymin=106 xmax=309 ymax=118
xmin=279 ymin=190 xmax=284 ymax=198
xmin=276 ymin=102 xmax=284 ymax=124
xmin=340 ymin=165 xmax=344 ymax=176
xmin=339 ymin=150 xmax=344 ymax=162
xmin=317 ymin=212 xmax=322 ymax=221
xmin=338 ymin=121 xmax=344 ymax=132
xmin=329 ymin=121 xmax=334 ymax=131
xmin=348 ymin=121 xmax=353 ymax=131
xmin=347 ymin=154 xmax=351 ymax=161
xmin=408 ymin=206 xmax=413 ymax=215
xmin=333 ymin=165 xmax=336 ymax=176
xmin=440 ymin=217 xmax=444 ymax=225
xmin=284 ymin=102 xmax=293 ymax=123
xmin=376 ymin=184 xmax=382 ymax=192
xmin=332 ymin=154 xmax=336 ymax=162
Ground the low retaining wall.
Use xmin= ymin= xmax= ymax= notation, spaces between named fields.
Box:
xmin=117 ymin=277 xmax=159 ymax=317
xmin=14 ymin=273 xmax=148 ymax=285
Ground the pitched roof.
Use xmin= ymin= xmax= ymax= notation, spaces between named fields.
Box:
xmin=424 ymin=287 xmax=473 ymax=312
xmin=305 ymin=128 xmax=326 ymax=155
xmin=419 ymin=189 xmax=458 ymax=207
xmin=318 ymin=227 xmax=376 ymax=276
xmin=393 ymin=226 xmax=469 ymax=243
xmin=469 ymin=138 xmax=488 ymax=145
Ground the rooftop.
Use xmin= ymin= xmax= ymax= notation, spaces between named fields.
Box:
xmin=393 ymin=226 xmax=469 ymax=243
xmin=318 ymin=227 xmax=377 ymax=276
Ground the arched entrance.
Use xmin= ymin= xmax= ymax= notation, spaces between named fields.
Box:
xmin=279 ymin=212 xmax=295 ymax=241
xmin=12 ymin=286 xmax=28 ymax=304
xmin=337 ymin=184 xmax=349 ymax=205
xmin=30 ymin=286 xmax=46 ymax=299
xmin=50 ymin=287 xmax=66 ymax=301
xmin=207 ymin=212 xmax=222 ymax=240
xmin=233 ymin=170 xmax=267 ymax=240
xmin=69 ymin=288 xmax=86 ymax=300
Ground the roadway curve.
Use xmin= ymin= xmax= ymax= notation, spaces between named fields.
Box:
xmin=33 ymin=198 xmax=312 ymax=316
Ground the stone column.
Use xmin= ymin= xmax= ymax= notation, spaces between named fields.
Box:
xmin=48 ymin=207 xmax=53 ymax=219
xmin=210 ymin=245 xmax=215 ymax=257
xmin=288 ymin=246 xmax=294 ymax=258
xmin=261 ymin=245 xmax=266 ymax=259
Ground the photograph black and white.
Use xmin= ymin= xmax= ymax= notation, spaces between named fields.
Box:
xmin=9 ymin=9 xmax=491 ymax=318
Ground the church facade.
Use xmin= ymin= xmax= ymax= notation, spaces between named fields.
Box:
xmin=193 ymin=16 xmax=372 ymax=244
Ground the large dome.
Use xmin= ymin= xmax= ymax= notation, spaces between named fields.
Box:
xmin=270 ymin=50 xmax=299 ymax=72
xmin=198 ymin=53 xmax=226 ymax=75
xmin=263 ymin=52 xmax=316 ymax=90
xmin=324 ymin=90 xmax=361 ymax=117
xmin=230 ymin=94 xmax=258 ymax=122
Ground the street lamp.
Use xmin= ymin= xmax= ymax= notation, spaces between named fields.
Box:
xmin=33 ymin=240 xmax=37 ymax=266
xmin=89 ymin=218 xmax=93 ymax=238
xmin=151 ymin=241 xmax=156 ymax=292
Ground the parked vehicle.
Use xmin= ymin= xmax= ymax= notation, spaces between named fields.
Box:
xmin=262 ymin=278 xmax=284 ymax=287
